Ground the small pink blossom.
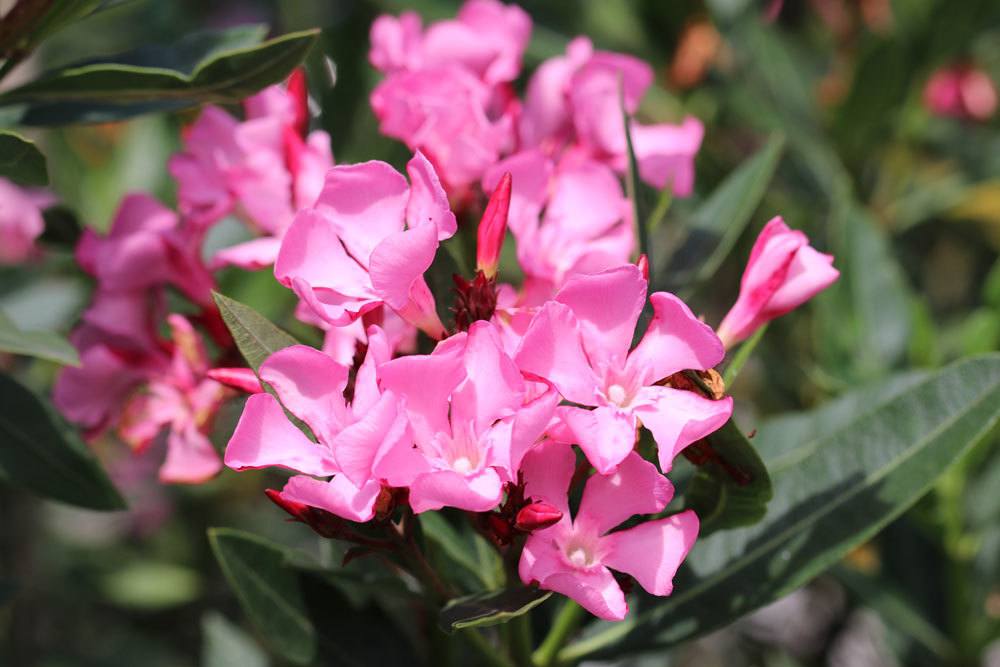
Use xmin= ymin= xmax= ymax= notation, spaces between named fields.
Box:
xmin=378 ymin=320 xmax=557 ymax=513
xmin=275 ymin=152 xmax=457 ymax=339
xmin=516 ymin=264 xmax=732 ymax=474
xmin=518 ymin=440 xmax=699 ymax=620
xmin=476 ymin=172 xmax=512 ymax=279
xmin=923 ymin=64 xmax=998 ymax=122
xmin=716 ymin=217 xmax=839 ymax=348
xmin=0 ymin=178 xmax=46 ymax=264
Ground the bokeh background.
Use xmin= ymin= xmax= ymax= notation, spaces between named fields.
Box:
xmin=2 ymin=0 xmax=1000 ymax=665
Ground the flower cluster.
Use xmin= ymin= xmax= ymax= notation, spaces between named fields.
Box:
xmin=51 ymin=0 xmax=840 ymax=620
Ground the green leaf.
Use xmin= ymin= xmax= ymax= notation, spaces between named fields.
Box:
xmin=0 ymin=311 xmax=79 ymax=366
xmin=0 ymin=130 xmax=47 ymax=186
xmin=683 ymin=418 xmax=772 ymax=535
xmin=202 ymin=611 xmax=270 ymax=667
xmin=208 ymin=528 xmax=316 ymax=665
xmin=1 ymin=26 xmax=319 ymax=125
xmin=620 ymin=87 xmax=655 ymax=278
xmin=721 ymin=323 xmax=766 ymax=386
xmin=0 ymin=372 xmax=125 ymax=510
xmin=421 ymin=511 xmax=502 ymax=591
xmin=657 ymin=133 xmax=784 ymax=291
xmin=100 ymin=561 xmax=202 ymax=610
xmin=439 ymin=586 xmax=551 ymax=633
xmin=559 ymin=354 xmax=1000 ymax=662
xmin=213 ymin=291 xmax=298 ymax=372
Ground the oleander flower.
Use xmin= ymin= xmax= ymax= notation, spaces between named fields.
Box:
xmin=0 ymin=177 xmax=47 ymax=265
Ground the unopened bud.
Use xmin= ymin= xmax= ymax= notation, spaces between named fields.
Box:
xmin=265 ymin=488 xmax=345 ymax=539
xmin=476 ymin=172 xmax=512 ymax=279
xmin=636 ymin=254 xmax=649 ymax=282
xmin=515 ymin=501 xmax=563 ymax=532
xmin=206 ymin=367 xmax=263 ymax=394
xmin=286 ymin=68 xmax=310 ymax=138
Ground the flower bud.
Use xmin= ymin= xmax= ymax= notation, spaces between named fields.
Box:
xmin=636 ymin=253 xmax=649 ymax=282
xmin=206 ymin=367 xmax=263 ymax=394
xmin=286 ymin=67 xmax=310 ymax=138
xmin=476 ymin=172 xmax=512 ymax=279
xmin=265 ymin=488 xmax=346 ymax=539
xmin=515 ymin=501 xmax=563 ymax=532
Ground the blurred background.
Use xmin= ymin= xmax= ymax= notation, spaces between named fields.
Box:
xmin=2 ymin=0 xmax=1000 ymax=665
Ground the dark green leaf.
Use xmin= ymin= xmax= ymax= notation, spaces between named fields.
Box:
xmin=0 ymin=311 xmax=79 ymax=366
xmin=1 ymin=26 xmax=319 ymax=125
xmin=201 ymin=611 xmax=270 ymax=667
xmin=683 ymin=418 xmax=772 ymax=535
xmin=559 ymin=354 xmax=1000 ymax=662
xmin=39 ymin=205 xmax=83 ymax=248
xmin=656 ymin=133 xmax=784 ymax=291
xmin=0 ymin=130 xmax=47 ymax=186
xmin=620 ymin=89 xmax=655 ymax=279
xmin=439 ymin=585 xmax=551 ymax=632
xmin=208 ymin=528 xmax=316 ymax=665
xmin=0 ymin=372 xmax=125 ymax=510
xmin=421 ymin=511 xmax=502 ymax=591
xmin=213 ymin=291 xmax=298 ymax=372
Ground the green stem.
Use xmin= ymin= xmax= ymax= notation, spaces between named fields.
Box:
xmin=722 ymin=323 xmax=768 ymax=386
xmin=509 ymin=613 xmax=534 ymax=666
xmin=532 ymin=600 xmax=584 ymax=667
xmin=461 ymin=627 xmax=515 ymax=667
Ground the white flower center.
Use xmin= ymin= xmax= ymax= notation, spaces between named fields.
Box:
xmin=607 ymin=383 xmax=628 ymax=406
xmin=567 ymin=547 xmax=590 ymax=568
xmin=451 ymin=455 xmax=474 ymax=475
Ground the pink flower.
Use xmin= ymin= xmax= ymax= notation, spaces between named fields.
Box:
xmin=118 ymin=315 xmax=230 ymax=484
xmin=370 ymin=0 xmax=531 ymax=85
xmin=275 ymin=151 xmax=457 ymax=339
xmin=483 ymin=151 xmax=633 ymax=299
xmin=923 ymin=64 xmax=998 ymax=122
xmin=518 ymin=440 xmax=699 ymax=620
xmin=370 ymin=66 xmax=514 ymax=188
xmin=716 ymin=217 xmax=839 ymax=347
xmin=516 ymin=264 xmax=732 ymax=474
xmin=520 ymin=37 xmax=704 ymax=194
xmin=0 ymin=178 xmax=46 ymax=264
xmin=225 ymin=327 xmax=412 ymax=522
xmin=476 ymin=172 xmax=512 ymax=279
xmin=378 ymin=320 xmax=557 ymax=513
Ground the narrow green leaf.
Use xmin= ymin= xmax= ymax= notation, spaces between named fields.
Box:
xmin=0 ymin=130 xmax=47 ymax=186
xmin=1 ymin=27 xmax=319 ymax=125
xmin=0 ymin=372 xmax=125 ymax=510
xmin=657 ymin=134 xmax=784 ymax=291
xmin=721 ymin=323 xmax=766 ymax=386
xmin=208 ymin=528 xmax=316 ymax=665
xmin=213 ymin=291 xmax=298 ymax=372
xmin=0 ymin=311 xmax=79 ymax=366
xmin=202 ymin=612 xmax=270 ymax=667
xmin=559 ymin=354 xmax=1000 ymax=662
xmin=683 ymin=418 xmax=772 ymax=534
xmin=421 ymin=512 xmax=501 ymax=590
xmin=620 ymin=83 xmax=655 ymax=278
xmin=439 ymin=586 xmax=551 ymax=632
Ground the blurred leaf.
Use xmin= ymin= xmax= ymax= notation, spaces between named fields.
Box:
xmin=1 ymin=26 xmax=319 ymax=125
xmin=683 ymin=418 xmax=772 ymax=534
xmin=967 ymin=450 xmax=1000 ymax=527
xmin=658 ymin=134 xmax=785 ymax=291
xmin=0 ymin=372 xmax=125 ymax=510
xmin=208 ymin=528 xmax=316 ymax=665
xmin=834 ymin=565 xmax=957 ymax=660
xmin=201 ymin=611 xmax=270 ymax=667
xmin=0 ymin=130 xmax=47 ymax=186
xmin=559 ymin=354 xmax=1000 ymax=662
xmin=421 ymin=511 xmax=502 ymax=591
xmin=0 ymin=0 xmax=103 ymax=56
xmin=39 ymin=204 xmax=83 ymax=248
xmin=213 ymin=291 xmax=298 ymax=372
xmin=622 ymin=94 xmax=655 ymax=275
xmin=439 ymin=586 xmax=551 ymax=632
xmin=101 ymin=561 xmax=202 ymax=610
xmin=0 ymin=311 xmax=79 ymax=366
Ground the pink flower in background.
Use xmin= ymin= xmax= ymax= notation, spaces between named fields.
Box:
xmin=516 ymin=264 xmax=732 ymax=474
xmin=275 ymin=151 xmax=457 ymax=338
xmin=225 ymin=327 xmax=413 ymax=521
xmin=370 ymin=0 xmax=531 ymax=85
xmin=483 ymin=151 xmax=633 ymax=301
xmin=378 ymin=321 xmax=556 ymax=513
xmin=519 ymin=441 xmax=699 ymax=620
xmin=520 ymin=37 xmax=704 ymax=195
xmin=0 ymin=178 xmax=47 ymax=264
xmin=118 ymin=315 xmax=230 ymax=484
xmin=716 ymin=217 xmax=839 ymax=348
xmin=923 ymin=64 xmax=998 ymax=122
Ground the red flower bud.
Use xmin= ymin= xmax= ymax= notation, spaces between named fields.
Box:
xmin=286 ymin=67 xmax=310 ymax=138
xmin=636 ymin=253 xmax=649 ymax=282
xmin=476 ymin=172 xmax=512 ymax=279
xmin=515 ymin=501 xmax=563 ymax=532
xmin=265 ymin=488 xmax=345 ymax=539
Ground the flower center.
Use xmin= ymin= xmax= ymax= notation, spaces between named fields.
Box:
xmin=567 ymin=547 xmax=591 ymax=568
xmin=451 ymin=455 xmax=474 ymax=474
xmin=607 ymin=383 xmax=628 ymax=406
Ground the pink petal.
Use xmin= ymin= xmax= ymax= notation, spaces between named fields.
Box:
xmin=225 ymin=393 xmax=338 ymax=476
xmin=576 ymin=451 xmax=672 ymax=534
xmin=53 ymin=344 xmax=151 ymax=430
xmin=554 ymin=264 xmax=647 ymax=367
xmin=546 ymin=158 xmax=625 ymax=240
xmin=764 ymin=245 xmax=840 ymax=316
xmin=405 ymin=150 xmax=457 ymax=240
xmin=625 ymin=292 xmax=725 ymax=385
xmin=451 ymin=321 xmax=524 ymax=433
xmin=519 ymin=439 xmax=577 ymax=516
xmin=482 ymin=150 xmax=552 ymax=243
xmin=159 ymin=422 xmax=222 ymax=484
xmin=560 ymin=405 xmax=637 ymax=475
xmin=258 ymin=345 xmax=349 ymax=443
xmin=519 ymin=38 xmax=592 ymax=148
xmin=514 ymin=301 xmax=599 ymax=406
xmin=332 ymin=390 xmax=405 ymax=487
xmin=631 ymin=117 xmax=704 ymax=195
xmin=602 ymin=510 xmax=699 ymax=596
xmin=633 ymin=387 xmax=733 ymax=472
xmin=369 ymin=222 xmax=439 ymax=311
xmin=409 ymin=467 xmax=504 ymax=513
xmin=210 ymin=237 xmax=282 ymax=270
xmin=279 ymin=474 xmax=381 ymax=523
xmin=539 ymin=567 xmax=628 ymax=621
xmin=507 ymin=388 xmax=561 ymax=475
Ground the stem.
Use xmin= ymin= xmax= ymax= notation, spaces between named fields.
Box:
xmin=461 ymin=628 xmax=515 ymax=667
xmin=509 ymin=613 xmax=534 ymax=667
xmin=532 ymin=599 xmax=585 ymax=667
